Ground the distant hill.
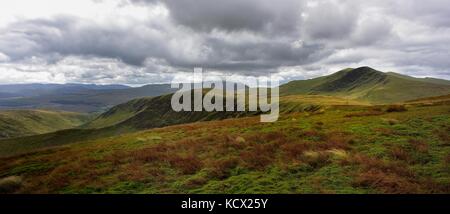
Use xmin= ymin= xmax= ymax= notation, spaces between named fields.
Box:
xmin=0 ymin=84 xmax=178 ymax=112
xmin=0 ymin=110 xmax=90 ymax=139
xmin=280 ymin=67 xmax=450 ymax=103
xmin=0 ymin=83 xmax=130 ymax=97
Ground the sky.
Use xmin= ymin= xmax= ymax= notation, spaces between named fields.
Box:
xmin=0 ymin=0 xmax=449 ymax=85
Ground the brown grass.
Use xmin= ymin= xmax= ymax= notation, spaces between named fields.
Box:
xmin=389 ymin=146 xmax=411 ymax=162
xmin=240 ymin=144 xmax=276 ymax=170
xmin=347 ymin=154 xmax=415 ymax=177
xmin=374 ymin=127 xmax=396 ymax=136
xmin=281 ymin=142 xmax=310 ymax=161
xmin=386 ymin=105 xmax=407 ymax=112
xmin=340 ymin=154 xmax=447 ymax=193
xmin=437 ymin=128 xmax=450 ymax=146
xmin=353 ymin=169 xmax=419 ymax=193
xmin=344 ymin=111 xmax=384 ymax=118
xmin=300 ymin=151 xmax=330 ymax=168
xmin=408 ymin=139 xmax=429 ymax=154
xmin=323 ymin=132 xmax=353 ymax=150
xmin=131 ymin=144 xmax=174 ymax=163
xmin=444 ymin=154 xmax=450 ymax=172
xmin=0 ymin=176 xmax=23 ymax=193
xmin=208 ymin=157 xmax=239 ymax=179
xmin=167 ymin=154 xmax=203 ymax=175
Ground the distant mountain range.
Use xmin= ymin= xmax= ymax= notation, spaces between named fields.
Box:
xmin=0 ymin=66 xmax=449 ymax=113
xmin=280 ymin=67 xmax=450 ymax=103
xmin=0 ymin=83 xmax=177 ymax=112
xmin=0 ymin=83 xmax=130 ymax=98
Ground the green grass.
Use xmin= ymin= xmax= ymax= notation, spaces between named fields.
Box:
xmin=0 ymin=110 xmax=90 ymax=139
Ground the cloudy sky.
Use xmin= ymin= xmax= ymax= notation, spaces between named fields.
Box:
xmin=0 ymin=0 xmax=449 ymax=85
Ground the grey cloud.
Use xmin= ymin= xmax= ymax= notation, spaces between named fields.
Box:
xmin=302 ymin=0 xmax=360 ymax=41
xmin=168 ymin=36 xmax=331 ymax=74
xmin=0 ymin=0 xmax=450 ymax=84
xmin=132 ymin=0 xmax=304 ymax=35
xmin=391 ymin=0 xmax=450 ymax=27
xmin=0 ymin=16 xmax=170 ymax=66
xmin=0 ymin=13 xmax=329 ymax=76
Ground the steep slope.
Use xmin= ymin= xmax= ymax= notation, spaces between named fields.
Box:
xmin=280 ymin=67 xmax=450 ymax=103
xmin=0 ymin=110 xmax=90 ymax=139
xmin=84 ymin=87 xmax=370 ymax=130
xmin=83 ymin=92 xmax=255 ymax=130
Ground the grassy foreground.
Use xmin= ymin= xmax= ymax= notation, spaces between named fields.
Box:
xmin=0 ymin=98 xmax=449 ymax=193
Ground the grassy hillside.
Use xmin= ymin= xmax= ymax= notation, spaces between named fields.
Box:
xmin=84 ymin=93 xmax=257 ymax=130
xmin=280 ymin=67 xmax=450 ymax=103
xmin=406 ymin=94 xmax=450 ymax=105
xmin=0 ymin=92 xmax=371 ymax=157
xmin=0 ymin=98 xmax=448 ymax=193
xmin=0 ymin=110 xmax=90 ymax=139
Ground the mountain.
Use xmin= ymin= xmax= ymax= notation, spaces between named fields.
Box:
xmin=0 ymin=84 xmax=178 ymax=112
xmin=280 ymin=67 xmax=450 ymax=103
xmin=0 ymin=83 xmax=130 ymax=97
xmin=0 ymin=109 xmax=90 ymax=139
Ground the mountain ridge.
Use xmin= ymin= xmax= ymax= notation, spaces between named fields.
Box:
xmin=280 ymin=67 xmax=450 ymax=103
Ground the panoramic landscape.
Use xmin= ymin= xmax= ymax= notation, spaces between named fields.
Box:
xmin=0 ymin=66 xmax=449 ymax=193
xmin=0 ymin=0 xmax=449 ymax=198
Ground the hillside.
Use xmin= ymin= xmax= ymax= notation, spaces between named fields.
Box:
xmin=280 ymin=67 xmax=450 ymax=103
xmin=0 ymin=96 xmax=448 ymax=193
xmin=405 ymin=94 xmax=450 ymax=105
xmin=0 ymin=92 xmax=368 ymax=157
xmin=0 ymin=110 xmax=90 ymax=139
xmin=0 ymin=84 xmax=177 ymax=113
xmin=84 ymin=89 xmax=371 ymax=130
